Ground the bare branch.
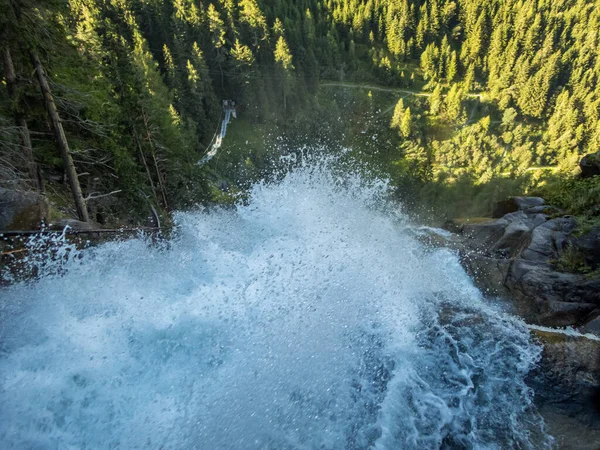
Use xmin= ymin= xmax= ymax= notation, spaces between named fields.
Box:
xmin=85 ymin=189 xmax=122 ymax=201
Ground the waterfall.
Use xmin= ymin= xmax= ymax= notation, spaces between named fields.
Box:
xmin=0 ymin=157 xmax=552 ymax=449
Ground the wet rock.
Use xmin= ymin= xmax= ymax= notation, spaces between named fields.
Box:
xmin=411 ymin=226 xmax=463 ymax=251
xmin=491 ymin=212 xmax=547 ymax=255
xmin=449 ymin=195 xmax=600 ymax=447
xmin=458 ymin=211 xmax=550 ymax=255
xmin=462 ymin=218 xmax=509 ymax=250
xmin=523 ymin=204 xmax=562 ymax=215
xmin=514 ymin=196 xmax=546 ymax=211
xmin=507 ymin=260 xmax=599 ymax=326
xmin=539 ymin=407 xmax=600 ymax=450
xmin=0 ymin=188 xmax=49 ymax=231
xmin=448 ymin=199 xmax=600 ymax=327
xmin=442 ymin=217 xmax=495 ymax=234
xmin=503 ymin=210 xmax=548 ymax=227
xmin=459 ymin=251 xmax=511 ymax=297
xmin=528 ymin=327 xmax=600 ymax=433
xmin=494 ymin=221 xmax=531 ymax=253
xmin=580 ymin=150 xmax=600 ymax=178
xmin=582 ymin=315 xmax=600 ymax=335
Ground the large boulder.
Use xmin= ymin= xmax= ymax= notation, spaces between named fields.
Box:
xmin=518 ymin=217 xmax=577 ymax=262
xmin=462 ymin=217 xmax=509 ymax=250
xmin=457 ymin=210 xmax=550 ymax=255
xmin=492 ymin=211 xmax=549 ymax=255
xmin=528 ymin=327 xmax=600 ymax=440
xmin=459 ymin=252 xmax=512 ymax=297
xmin=0 ymin=188 xmax=49 ymax=231
xmin=580 ymin=151 xmax=600 ymax=178
xmin=492 ymin=196 xmax=546 ymax=218
xmin=508 ymin=260 xmax=600 ymax=326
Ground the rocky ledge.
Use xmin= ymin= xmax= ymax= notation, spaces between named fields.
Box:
xmin=441 ymin=196 xmax=600 ymax=441
xmin=444 ymin=196 xmax=600 ymax=332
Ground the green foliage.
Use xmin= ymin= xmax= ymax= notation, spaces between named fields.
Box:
xmin=390 ymin=98 xmax=405 ymax=131
xmin=416 ymin=173 xmax=531 ymax=223
xmin=554 ymin=243 xmax=592 ymax=274
xmin=400 ymin=107 xmax=413 ymax=138
xmin=274 ymin=36 xmax=293 ymax=70
xmin=536 ymin=176 xmax=600 ymax=229
xmin=2 ymin=0 xmax=599 ymax=225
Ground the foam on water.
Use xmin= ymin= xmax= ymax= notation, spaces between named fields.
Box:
xmin=0 ymin=158 xmax=552 ymax=449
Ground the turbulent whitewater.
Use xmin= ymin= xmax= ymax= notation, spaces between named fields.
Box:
xmin=0 ymin=160 xmax=552 ymax=449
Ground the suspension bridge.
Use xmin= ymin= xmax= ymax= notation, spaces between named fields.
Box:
xmin=198 ymin=100 xmax=237 ymax=166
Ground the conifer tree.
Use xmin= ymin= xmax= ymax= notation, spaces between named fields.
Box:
xmin=391 ymin=98 xmax=406 ymax=130
xmin=430 ymin=84 xmax=444 ymax=115
xmin=274 ymin=35 xmax=294 ymax=111
xmin=447 ymin=50 xmax=458 ymax=82
xmin=400 ymin=107 xmax=412 ymax=138
xmin=207 ymin=3 xmax=227 ymax=87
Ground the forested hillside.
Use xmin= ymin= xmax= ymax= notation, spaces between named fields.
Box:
xmin=1 ymin=0 xmax=599 ymax=224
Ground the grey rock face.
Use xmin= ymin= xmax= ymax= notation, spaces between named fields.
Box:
xmin=528 ymin=327 xmax=600 ymax=436
xmin=582 ymin=315 xmax=600 ymax=334
xmin=462 ymin=218 xmax=509 ymax=250
xmin=445 ymin=195 xmax=600 ymax=441
xmin=513 ymin=196 xmax=546 ymax=210
xmin=520 ymin=217 xmax=577 ymax=262
xmin=446 ymin=202 xmax=600 ymax=436
xmin=446 ymin=200 xmax=600 ymax=331
xmin=0 ymin=188 xmax=49 ymax=231
xmin=459 ymin=252 xmax=512 ymax=297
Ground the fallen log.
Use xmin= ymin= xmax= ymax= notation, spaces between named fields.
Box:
xmin=0 ymin=227 xmax=165 ymax=237
xmin=1 ymin=248 xmax=26 ymax=256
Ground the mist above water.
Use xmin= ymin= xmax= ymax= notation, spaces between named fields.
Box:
xmin=0 ymin=156 xmax=552 ymax=449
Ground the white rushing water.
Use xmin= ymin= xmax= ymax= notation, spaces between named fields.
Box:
xmin=0 ymin=158 xmax=552 ymax=449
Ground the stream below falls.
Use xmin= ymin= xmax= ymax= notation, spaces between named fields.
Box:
xmin=0 ymin=160 xmax=555 ymax=449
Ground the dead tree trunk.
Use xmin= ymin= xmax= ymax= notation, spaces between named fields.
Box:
xmin=31 ymin=51 xmax=89 ymax=222
xmin=141 ymin=109 xmax=169 ymax=209
xmin=133 ymin=123 xmax=159 ymax=204
xmin=3 ymin=46 xmax=43 ymax=191
xmin=152 ymin=152 xmax=169 ymax=210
